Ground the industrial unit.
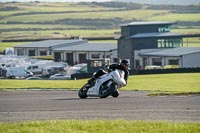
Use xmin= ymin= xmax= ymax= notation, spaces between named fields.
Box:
xmin=118 ymin=21 xmax=200 ymax=69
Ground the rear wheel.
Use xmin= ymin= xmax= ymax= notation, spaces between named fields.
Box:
xmin=99 ymin=82 xmax=116 ymax=98
xmin=78 ymin=83 xmax=90 ymax=98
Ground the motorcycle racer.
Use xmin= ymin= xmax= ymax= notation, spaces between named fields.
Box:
xmin=88 ymin=59 xmax=129 ymax=85
xmin=109 ymin=59 xmax=129 ymax=84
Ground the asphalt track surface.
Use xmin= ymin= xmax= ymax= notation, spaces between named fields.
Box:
xmin=0 ymin=90 xmax=200 ymax=122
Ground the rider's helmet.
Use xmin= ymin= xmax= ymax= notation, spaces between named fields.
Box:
xmin=120 ymin=59 xmax=129 ymax=70
xmin=104 ymin=65 xmax=109 ymax=72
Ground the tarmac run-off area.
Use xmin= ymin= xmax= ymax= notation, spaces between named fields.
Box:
xmin=0 ymin=90 xmax=200 ymax=122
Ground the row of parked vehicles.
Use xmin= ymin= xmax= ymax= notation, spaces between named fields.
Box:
xmin=0 ymin=55 xmax=63 ymax=79
xmin=0 ymin=66 xmax=71 ymax=80
xmin=0 ymin=55 xmax=88 ymax=80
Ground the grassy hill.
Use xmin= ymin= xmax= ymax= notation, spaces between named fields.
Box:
xmin=0 ymin=2 xmax=199 ymax=40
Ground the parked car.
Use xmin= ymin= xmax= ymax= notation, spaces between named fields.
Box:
xmin=26 ymin=76 xmax=42 ymax=80
xmin=49 ymin=74 xmax=70 ymax=80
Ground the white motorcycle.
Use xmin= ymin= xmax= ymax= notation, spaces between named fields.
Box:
xmin=78 ymin=69 xmax=126 ymax=98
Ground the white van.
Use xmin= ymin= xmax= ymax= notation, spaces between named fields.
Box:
xmin=145 ymin=65 xmax=162 ymax=70
xmin=6 ymin=67 xmax=33 ymax=79
xmin=26 ymin=64 xmax=43 ymax=74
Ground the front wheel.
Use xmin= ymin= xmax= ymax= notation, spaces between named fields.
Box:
xmin=78 ymin=83 xmax=90 ymax=98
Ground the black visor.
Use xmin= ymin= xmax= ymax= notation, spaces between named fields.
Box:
xmin=121 ymin=60 xmax=129 ymax=66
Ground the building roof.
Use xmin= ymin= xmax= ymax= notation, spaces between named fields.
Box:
xmin=119 ymin=21 xmax=176 ymax=27
xmin=139 ymin=47 xmax=200 ymax=57
xmin=126 ymin=32 xmax=200 ymax=39
xmin=53 ymin=43 xmax=117 ymax=52
xmin=126 ymin=32 xmax=182 ymax=39
xmin=14 ymin=39 xmax=86 ymax=48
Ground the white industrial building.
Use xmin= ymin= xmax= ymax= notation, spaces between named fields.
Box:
xmin=14 ymin=39 xmax=200 ymax=68
xmin=52 ymin=42 xmax=117 ymax=65
xmin=14 ymin=39 xmax=117 ymax=66
xmin=14 ymin=40 xmax=86 ymax=57
xmin=135 ymin=47 xmax=200 ymax=68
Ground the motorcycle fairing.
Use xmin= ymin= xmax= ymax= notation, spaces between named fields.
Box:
xmin=87 ymin=73 xmax=112 ymax=96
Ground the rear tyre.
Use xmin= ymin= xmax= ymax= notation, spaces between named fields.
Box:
xmin=78 ymin=83 xmax=90 ymax=98
xmin=99 ymin=83 xmax=116 ymax=98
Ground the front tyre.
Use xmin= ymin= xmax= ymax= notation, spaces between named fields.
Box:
xmin=78 ymin=83 xmax=90 ymax=98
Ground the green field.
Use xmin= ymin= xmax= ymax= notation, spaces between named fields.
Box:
xmin=148 ymin=13 xmax=200 ymax=22
xmin=0 ymin=2 xmax=199 ymax=40
xmin=1 ymin=10 xmax=169 ymax=23
xmin=0 ymin=73 xmax=200 ymax=95
xmin=0 ymin=42 xmax=28 ymax=51
xmin=0 ymin=120 xmax=199 ymax=133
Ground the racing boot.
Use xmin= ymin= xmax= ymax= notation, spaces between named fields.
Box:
xmin=111 ymin=89 xmax=119 ymax=98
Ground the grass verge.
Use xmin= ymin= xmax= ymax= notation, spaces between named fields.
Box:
xmin=0 ymin=73 xmax=200 ymax=95
xmin=124 ymin=73 xmax=200 ymax=95
xmin=0 ymin=120 xmax=199 ymax=133
xmin=148 ymin=91 xmax=200 ymax=96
